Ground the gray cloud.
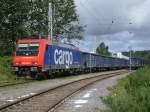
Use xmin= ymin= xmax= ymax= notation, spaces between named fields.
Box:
xmin=74 ymin=0 xmax=150 ymax=52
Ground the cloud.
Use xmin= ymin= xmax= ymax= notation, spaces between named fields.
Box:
xmin=74 ymin=0 xmax=150 ymax=52
xmin=128 ymin=0 xmax=150 ymax=26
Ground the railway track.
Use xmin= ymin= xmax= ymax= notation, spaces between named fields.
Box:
xmin=0 ymin=70 xmax=129 ymax=112
xmin=0 ymin=80 xmax=35 ymax=88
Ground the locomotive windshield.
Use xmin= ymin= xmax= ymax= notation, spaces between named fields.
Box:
xmin=16 ymin=43 xmax=39 ymax=56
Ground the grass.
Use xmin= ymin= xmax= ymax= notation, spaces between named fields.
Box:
xmin=0 ymin=56 xmax=19 ymax=83
xmin=103 ymin=66 xmax=150 ymax=112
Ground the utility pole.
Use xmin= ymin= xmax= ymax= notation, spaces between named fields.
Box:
xmin=90 ymin=53 xmax=92 ymax=73
xmin=130 ymin=50 xmax=132 ymax=71
xmin=48 ymin=3 xmax=53 ymax=40
xmin=128 ymin=46 xmax=132 ymax=71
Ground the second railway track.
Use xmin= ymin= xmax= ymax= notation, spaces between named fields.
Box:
xmin=0 ymin=70 xmax=129 ymax=112
xmin=0 ymin=80 xmax=35 ymax=88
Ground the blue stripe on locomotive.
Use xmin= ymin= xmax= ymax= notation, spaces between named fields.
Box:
xmin=44 ymin=45 xmax=82 ymax=69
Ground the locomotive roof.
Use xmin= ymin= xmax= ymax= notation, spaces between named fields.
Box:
xmin=17 ymin=39 xmax=52 ymax=43
xmin=17 ymin=39 xmax=80 ymax=50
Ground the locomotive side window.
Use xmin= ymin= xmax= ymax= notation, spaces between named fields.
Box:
xmin=16 ymin=43 xmax=39 ymax=56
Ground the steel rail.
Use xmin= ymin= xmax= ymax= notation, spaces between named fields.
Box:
xmin=0 ymin=70 xmax=129 ymax=112
xmin=0 ymin=80 xmax=35 ymax=88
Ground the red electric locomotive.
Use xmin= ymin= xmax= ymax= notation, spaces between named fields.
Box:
xmin=13 ymin=39 xmax=52 ymax=78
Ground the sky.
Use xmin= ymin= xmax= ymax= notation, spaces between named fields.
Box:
xmin=74 ymin=0 xmax=150 ymax=53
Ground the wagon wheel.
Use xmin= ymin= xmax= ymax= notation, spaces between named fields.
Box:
xmin=48 ymin=70 xmax=54 ymax=78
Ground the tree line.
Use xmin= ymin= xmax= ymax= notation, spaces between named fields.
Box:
xmin=122 ymin=50 xmax=150 ymax=60
xmin=96 ymin=42 xmax=150 ymax=60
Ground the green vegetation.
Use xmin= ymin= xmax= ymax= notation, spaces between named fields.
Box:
xmin=0 ymin=57 xmax=18 ymax=82
xmin=96 ymin=42 xmax=111 ymax=56
xmin=104 ymin=67 xmax=150 ymax=112
xmin=122 ymin=50 xmax=150 ymax=60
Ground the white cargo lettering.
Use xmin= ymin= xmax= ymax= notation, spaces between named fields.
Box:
xmin=54 ymin=49 xmax=73 ymax=68
xmin=59 ymin=50 xmax=63 ymax=64
xmin=70 ymin=52 xmax=73 ymax=65
xmin=54 ymin=49 xmax=59 ymax=64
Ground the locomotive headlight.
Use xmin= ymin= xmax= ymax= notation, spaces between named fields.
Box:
xmin=15 ymin=62 xmax=20 ymax=65
xmin=34 ymin=62 xmax=38 ymax=65
xmin=32 ymin=62 xmax=38 ymax=65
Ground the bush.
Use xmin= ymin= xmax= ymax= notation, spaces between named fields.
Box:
xmin=0 ymin=56 xmax=15 ymax=81
xmin=104 ymin=67 xmax=150 ymax=112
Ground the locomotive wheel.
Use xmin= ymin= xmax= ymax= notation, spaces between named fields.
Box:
xmin=35 ymin=72 xmax=46 ymax=80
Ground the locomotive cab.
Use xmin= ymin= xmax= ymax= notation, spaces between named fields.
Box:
xmin=13 ymin=39 xmax=52 ymax=76
xmin=16 ymin=43 xmax=39 ymax=57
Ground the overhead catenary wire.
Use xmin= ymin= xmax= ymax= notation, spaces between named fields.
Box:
xmin=78 ymin=0 xmax=110 ymax=26
xmin=77 ymin=0 xmax=118 ymax=36
xmin=77 ymin=0 xmax=133 ymax=31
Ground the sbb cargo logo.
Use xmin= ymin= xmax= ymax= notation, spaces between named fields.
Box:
xmin=54 ymin=49 xmax=73 ymax=68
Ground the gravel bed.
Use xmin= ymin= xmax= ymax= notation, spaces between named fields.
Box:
xmin=0 ymin=70 xmax=126 ymax=107
xmin=52 ymin=72 xmax=130 ymax=112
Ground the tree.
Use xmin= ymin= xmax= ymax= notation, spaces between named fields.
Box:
xmin=27 ymin=0 xmax=84 ymax=40
xmin=0 ymin=0 xmax=84 ymax=55
xmin=0 ymin=0 xmax=31 ymax=55
xmin=62 ymin=24 xmax=85 ymax=41
xmin=96 ymin=42 xmax=111 ymax=56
